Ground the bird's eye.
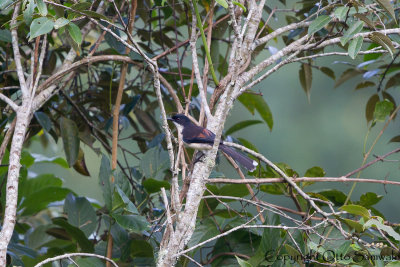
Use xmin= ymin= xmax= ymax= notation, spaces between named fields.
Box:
xmin=176 ymin=118 xmax=180 ymax=121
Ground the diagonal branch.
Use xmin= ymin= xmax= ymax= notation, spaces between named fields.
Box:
xmin=0 ymin=93 xmax=18 ymax=112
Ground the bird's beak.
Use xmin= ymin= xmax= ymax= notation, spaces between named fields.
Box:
xmin=167 ymin=117 xmax=173 ymax=122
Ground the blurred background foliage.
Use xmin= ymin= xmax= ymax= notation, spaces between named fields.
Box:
xmin=1 ymin=0 xmax=400 ymax=265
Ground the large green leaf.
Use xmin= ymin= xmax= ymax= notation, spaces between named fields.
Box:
xmin=29 ymin=17 xmax=54 ymax=41
xmin=139 ymin=146 xmax=170 ymax=180
xmin=340 ymin=204 xmax=371 ymax=219
xmin=142 ymin=178 xmax=170 ymax=194
xmin=23 ymin=0 xmax=35 ymax=25
xmin=334 ymin=6 xmax=349 ymax=21
xmin=59 ymin=117 xmax=80 ymax=167
xmin=364 ymin=218 xmax=400 ymax=241
xmin=64 ymin=193 xmax=97 ymax=237
xmin=21 ymin=187 xmax=72 ymax=216
xmin=114 ymin=185 xmax=139 ymax=214
xmin=112 ymin=214 xmax=149 ymax=233
xmin=238 ymin=94 xmax=273 ymax=131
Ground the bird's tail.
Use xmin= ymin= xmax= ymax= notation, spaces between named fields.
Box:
xmin=219 ymin=144 xmax=258 ymax=172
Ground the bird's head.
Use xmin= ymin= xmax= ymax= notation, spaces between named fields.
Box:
xmin=167 ymin=114 xmax=192 ymax=126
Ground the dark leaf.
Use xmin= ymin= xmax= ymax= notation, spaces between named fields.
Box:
xmin=365 ymin=94 xmax=380 ymax=123
xmin=52 ymin=217 xmax=94 ymax=252
xmin=335 ymin=68 xmax=363 ymax=88
xmin=59 ymin=117 xmax=80 ymax=167
xmin=225 ymin=120 xmax=263 ymax=136
xmin=73 ymin=149 xmax=91 ymax=176
xmin=299 ymin=63 xmax=312 ymax=101
xmin=238 ymin=94 xmax=273 ymax=131
xmin=112 ymin=214 xmax=149 ymax=233
xmin=99 ymin=155 xmax=113 ymax=211
xmin=320 ymin=67 xmax=335 ymax=79
xmin=64 ymin=193 xmax=97 ymax=237
xmin=142 ymin=178 xmax=170 ymax=193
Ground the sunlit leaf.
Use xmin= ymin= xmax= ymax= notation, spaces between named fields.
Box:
xmin=374 ymin=99 xmax=394 ymax=121
xmin=29 ymin=17 xmax=54 ymax=41
xmin=54 ymin=18 xmax=70 ymax=29
xmin=215 ymin=0 xmax=228 ymax=8
xmin=340 ymin=204 xmax=371 ymax=219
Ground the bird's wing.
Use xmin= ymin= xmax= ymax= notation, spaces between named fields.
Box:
xmin=183 ymin=126 xmax=216 ymax=144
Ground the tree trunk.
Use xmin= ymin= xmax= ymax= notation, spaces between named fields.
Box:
xmin=0 ymin=106 xmax=32 ymax=266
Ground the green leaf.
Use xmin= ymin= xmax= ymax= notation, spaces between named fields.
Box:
xmin=320 ymin=67 xmax=335 ymax=79
xmin=334 ymin=6 xmax=349 ymax=21
xmin=112 ymin=214 xmax=149 ymax=233
xmin=21 ymin=187 xmax=72 ymax=216
xmin=73 ymin=149 xmax=90 ymax=176
xmin=299 ymin=63 xmax=312 ymax=101
xmin=340 ymin=204 xmax=371 ymax=219
xmin=355 ymin=81 xmax=375 ymax=90
xmin=130 ymin=240 xmax=154 ymax=258
xmin=386 ymin=73 xmax=400 ymax=90
xmin=59 ymin=117 xmax=80 ymax=166
xmin=0 ymin=29 xmax=12 ymax=42
xmin=319 ymin=190 xmax=347 ymax=206
xmin=374 ymin=0 xmax=397 ymax=23
xmin=187 ymin=219 xmax=220 ymax=248
xmin=23 ymin=0 xmax=35 ymax=25
xmin=31 ymin=154 xmax=69 ymax=168
xmin=139 ymin=146 xmax=170 ymax=180
xmin=358 ymin=192 xmax=383 ymax=207
xmin=348 ymin=35 xmax=363 ymax=59
xmin=236 ymin=256 xmax=253 ymax=267
xmin=35 ymin=0 xmax=47 ymax=16
xmin=308 ymin=15 xmax=332 ymax=35
xmin=215 ymin=0 xmax=228 ymax=8
xmin=115 ymin=185 xmax=139 ymax=214
xmin=64 ymin=193 xmax=97 ymax=237
xmin=34 ymin=111 xmax=53 ymax=132
xmin=52 ymin=217 xmax=94 ymax=252
xmin=365 ymin=94 xmax=380 ymax=123
xmin=335 ymin=68 xmax=363 ymax=88
xmin=142 ymin=178 xmax=170 ymax=194
xmin=304 ymin=166 xmax=325 ymax=177
xmin=389 ymin=135 xmax=400 ymax=143
xmin=374 ymin=99 xmax=394 ymax=121
xmin=99 ymin=155 xmax=113 ymax=211
xmin=369 ymin=32 xmax=395 ymax=58
xmin=81 ymin=10 xmax=110 ymax=21
xmin=54 ymin=18 xmax=70 ymax=29
xmin=238 ymin=94 xmax=273 ymax=131
xmin=354 ymin=14 xmax=375 ymax=29
xmin=225 ymin=120 xmax=262 ymax=136
xmin=220 ymin=184 xmax=249 ymax=198
xmin=232 ymin=1 xmax=246 ymax=12
xmin=364 ymin=218 xmax=400 ymax=241
xmin=67 ymin=23 xmax=82 ymax=46
xmin=342 ymin=218 xmax=364 ymax=232
xmin=19 ymin=173 xmax=62 ymax=200
xmin=21 ymin=150 xmax=35 ymax=168
xmin=29 ymin=17 xmax=55 ymax=41
xmin=340 ymin=21 xmax=364 ymax=46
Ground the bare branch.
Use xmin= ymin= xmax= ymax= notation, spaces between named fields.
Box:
xmin=10 ymin=3 xmax=28 ymax=97
xmin=33 ymin=253 xmax=118 ymax=267
xmin=206 ymin=177 xmax=400 ymax=186
xmin=0 ymin=93 xmax=18 ymax=112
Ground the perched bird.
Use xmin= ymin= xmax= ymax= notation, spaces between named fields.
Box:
xmin=167 ymin=114 xmax=258 ymax=171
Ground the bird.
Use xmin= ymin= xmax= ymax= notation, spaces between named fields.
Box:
xmin=167 ymin=114 xmax=258 ymax=171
